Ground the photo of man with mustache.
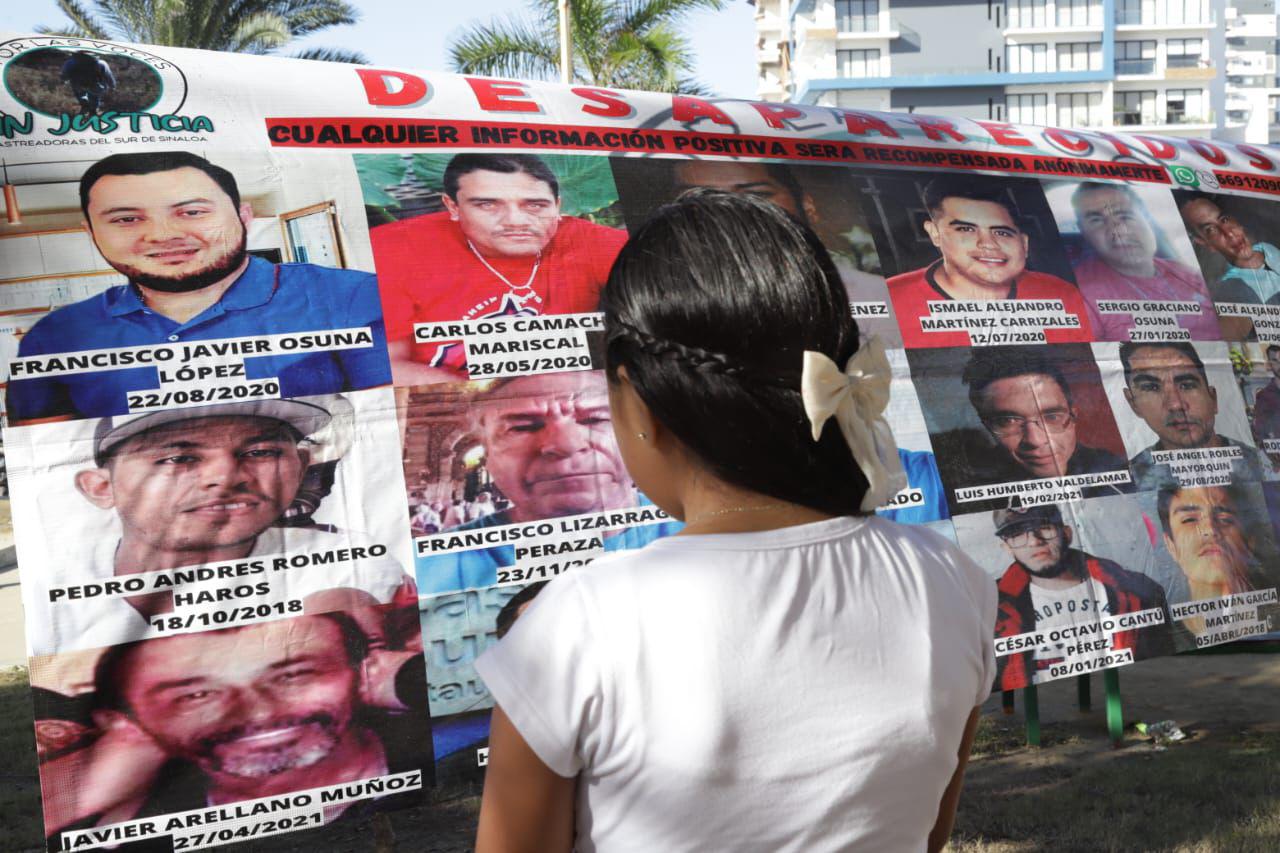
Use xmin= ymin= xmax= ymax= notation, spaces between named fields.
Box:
xmin=22 ymin=398 xmax=414 ymax=655
xmin=37 ymin=610 xmax=431 ymax=847
xmin=369 ymin=153 xmax=628 ymax=386
xmin=6 ymin=151 xmax=391 ymax=424
xmin=1120 ymin=341 xmax=1278 ymax=490
xmin=414 ymin=371 xmax=680 ymax=594
xmin=1063 ymin=182 xmax=1220 ymax=342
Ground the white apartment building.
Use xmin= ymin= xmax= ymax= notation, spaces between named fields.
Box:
xmin=753 ymin=0 xmax=1280 ymax=142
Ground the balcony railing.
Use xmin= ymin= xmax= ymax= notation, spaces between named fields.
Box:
xmin=1167 ymin=56 xmax=1203 ymax=68
xmin=1114 ymin=110 xmax=1158 ymax=126
xmin=1115 ymin=58 xmax=1155 ymax=74
xmin=1115 ymin=11 xmax=1213 ymax=26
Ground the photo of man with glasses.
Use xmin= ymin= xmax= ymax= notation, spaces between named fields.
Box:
xmin=906 ymin=344 xmax=1134 ymax=515
xmin=992 ymin=504 xmax=1173 ymax=690
xmin=960 ymin=345 xmax=1130 ymax=492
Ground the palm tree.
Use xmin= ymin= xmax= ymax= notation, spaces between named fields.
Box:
xmin=38 ymin=0 xmax=367 ymax=63
xmin=451 ymin=0 xmax=726 ymax=95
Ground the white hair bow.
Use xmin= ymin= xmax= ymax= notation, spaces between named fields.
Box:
xmin=800 ymin=337 xmax=908 ymax=512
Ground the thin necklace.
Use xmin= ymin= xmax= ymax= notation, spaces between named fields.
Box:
xmin=684 ymin=503 xmax=790 ymax=527
xmin=467 ymin=239 xmax=541 ymax=291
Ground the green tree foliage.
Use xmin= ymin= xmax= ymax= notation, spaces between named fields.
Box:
xmin=450 ymin=0 xmax=726 ymax=95
xmin=38 ymin=0 xmax=367 ymax=63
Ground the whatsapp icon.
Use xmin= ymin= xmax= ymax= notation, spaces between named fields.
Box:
xmin=1170 ymin=165 xmax=1199 ymax=187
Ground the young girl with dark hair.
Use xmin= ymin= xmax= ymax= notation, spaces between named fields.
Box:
xmin=474 ymin=190 xmax=996 ymax=852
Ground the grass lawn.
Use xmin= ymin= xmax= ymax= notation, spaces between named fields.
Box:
xmin=0 ymin=667 xmax=40 ymax=852
xmin=951 ymin=714 xmax=1280 ymax=852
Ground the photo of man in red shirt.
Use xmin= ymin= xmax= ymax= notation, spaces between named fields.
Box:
xmin=369 ymin=153 xmax=628 ymax=385
xmin=887 ymin=175 xmax=1094 ymax=348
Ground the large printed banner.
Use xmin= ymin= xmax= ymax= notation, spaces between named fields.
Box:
xmin=2 ymin=31 xmax=1280 ymax=849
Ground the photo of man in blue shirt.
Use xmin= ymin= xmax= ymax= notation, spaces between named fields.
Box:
xmin=6 ymin=151 xmax=391 ymax=424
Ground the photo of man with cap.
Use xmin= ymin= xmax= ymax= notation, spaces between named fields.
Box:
xmin=6 ymin=151 xmax=391 ymax=424
xmin=23 ymin=396 xmax=413 ymax=655
xmin=992 ymin=504 xmax=1172 ymax=691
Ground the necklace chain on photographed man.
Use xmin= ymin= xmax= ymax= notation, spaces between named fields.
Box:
xmin=467 ymin=239 xmax=542 ymax=292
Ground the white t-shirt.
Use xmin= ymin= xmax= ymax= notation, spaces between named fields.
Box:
xmin=475 ymin=515 xmax=997 ymax=853
xmin=1028 ymin=578 xmax=1113 ymax=666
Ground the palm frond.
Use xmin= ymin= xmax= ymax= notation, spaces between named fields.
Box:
xmin=292 ymin=45 xmax=367 ymax=63
xmin=226 ymin=10 xmax=292 ymax=53
xmin=36 ymin=0 xmax=363 ymax=58
xmin=43 ymin=0 xmax=112 ymax=39
xmin=620 ymin=0 xmax=726 ymax=35
xmin=450 ymin=18 xmax=561 ymax=82
xmin=91 ymin=0 xmax=145 ymax=41
xmin=283 ymin=0 xmax=361 ymax=39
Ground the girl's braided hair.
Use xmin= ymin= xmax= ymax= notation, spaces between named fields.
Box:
xmin=601 ymin=189 xmax=870 ymax=515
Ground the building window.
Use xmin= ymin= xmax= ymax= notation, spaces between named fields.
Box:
xmin=1115 ymin=0 xmax=1145 ymax=25
xmin=1057 ymin=92 xmax=1103 ymax=127
xmin=1115 ymin=40 xmax=1156 ymax=75
xmin=1159 ymin=0 xmax=1205 ymax=25
xmin=1008 ymin=0 xmax=1047 ymax=28
xmin=836 ymin=0 xmax=880 ymax=32
xmin=837 ymin=48 xmax=880 ymax=78
xmin=1056 ymin=0 xmax=1097 ymax=27
xmin=1166 ymin=89 xmax=1203 ymax=124
xmin=1006 ymin=43 xmax=1048 ymax=73
xmin=1007 ymin=94 xmax=1049 ymax=126
xmin=1271 ymin=95 xmax=1280 ymax=125
xmin=1056 ymin=42 xmax=1102 ymax=71
xmin=1167 ymin=38 xmax=1203 ymax=69
xmin=1115 ymin=90 xmax=1157 ymax=125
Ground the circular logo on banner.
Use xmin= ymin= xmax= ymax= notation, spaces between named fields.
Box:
xmin=1194 ymin=168 xmax=1221 ymax=190
xmin=0 ymin=36 xmax=187 ymax=124
xmin=1169 ymin=165 xmax=1200 ymax=188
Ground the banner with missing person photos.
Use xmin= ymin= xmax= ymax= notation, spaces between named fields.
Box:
xmin=1 ymin=29 xmax=1279 ymax=850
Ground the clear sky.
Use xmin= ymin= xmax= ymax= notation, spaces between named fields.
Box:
xmin=0 ymin=0 xmax=759 ymax=98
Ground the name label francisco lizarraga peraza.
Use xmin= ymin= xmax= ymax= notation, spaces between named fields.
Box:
xmin=416 ymin=506 xmax=671 ymax=555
